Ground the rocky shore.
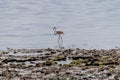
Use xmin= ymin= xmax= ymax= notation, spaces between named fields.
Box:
xmin=0 ymin=48 xmax=120 ymax=80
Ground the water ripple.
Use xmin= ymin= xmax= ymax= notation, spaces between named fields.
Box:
xmin=0 ymin=0 xmax=120 ymax=49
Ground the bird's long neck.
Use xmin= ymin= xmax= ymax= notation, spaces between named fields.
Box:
xmin=54 ymin=28 xmax=57 ymax=35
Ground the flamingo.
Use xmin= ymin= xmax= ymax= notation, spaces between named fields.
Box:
xmin=53 ymin=27 xmax=64 ymax=48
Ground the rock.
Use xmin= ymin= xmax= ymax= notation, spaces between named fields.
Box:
xmin=10 ymin=63 xmax=25 ymax=68
xmin=55 ymin=55 xmax=66 ymax=61
xmin=106 ymin=72 xmax=112 ymax=77
xmin=45 ymin=60 xmax=57 ymax=66
xmin=2 ymin=57 xmax=37 ymax=63
xmin=114 ymin=75 xmax=119 ymax=80
xmin=36 ymin=63 xmax=45 ymax=67
xmin=51 ymin=51 xmax=56 ymax=54
xmin=2 ymin=70 xmax=13 ymax=78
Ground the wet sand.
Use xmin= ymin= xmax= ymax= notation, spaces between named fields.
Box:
xmin=0 ymin=48 xmax=120 ymax=80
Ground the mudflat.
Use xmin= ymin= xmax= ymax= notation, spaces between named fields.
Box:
xmin=0 ymin=48 xmax=120 ymax=80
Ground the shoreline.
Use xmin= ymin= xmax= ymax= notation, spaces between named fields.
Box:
xmin=0 ymin=48 xmax=120 ymax=80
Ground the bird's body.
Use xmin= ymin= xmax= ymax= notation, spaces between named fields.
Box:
xmin=53 ymin=27 xmax=64 ymax=35
xmin=55 ymin=31 xmax=64 ymax=35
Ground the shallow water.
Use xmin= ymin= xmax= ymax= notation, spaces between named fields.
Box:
xmin=0 ymin=0 xmax=120 ymax=49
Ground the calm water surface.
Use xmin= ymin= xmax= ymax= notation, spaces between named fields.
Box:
xmin=0 ymin=0 xmax=120 ymax=49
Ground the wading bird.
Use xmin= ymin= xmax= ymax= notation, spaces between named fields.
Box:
xmin=53 ymin=27 xmax=64 ymax=48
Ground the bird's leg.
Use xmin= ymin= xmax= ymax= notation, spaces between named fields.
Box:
xmin=58 ymin=35 xmax=61 ymax=48
xmin=60 ymin=35 xmax=63 ymax=43
xmin=58 ymin=35 xmax=60 ymax=43
xmin=59 ymin=35 xmax=63 ymax=48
